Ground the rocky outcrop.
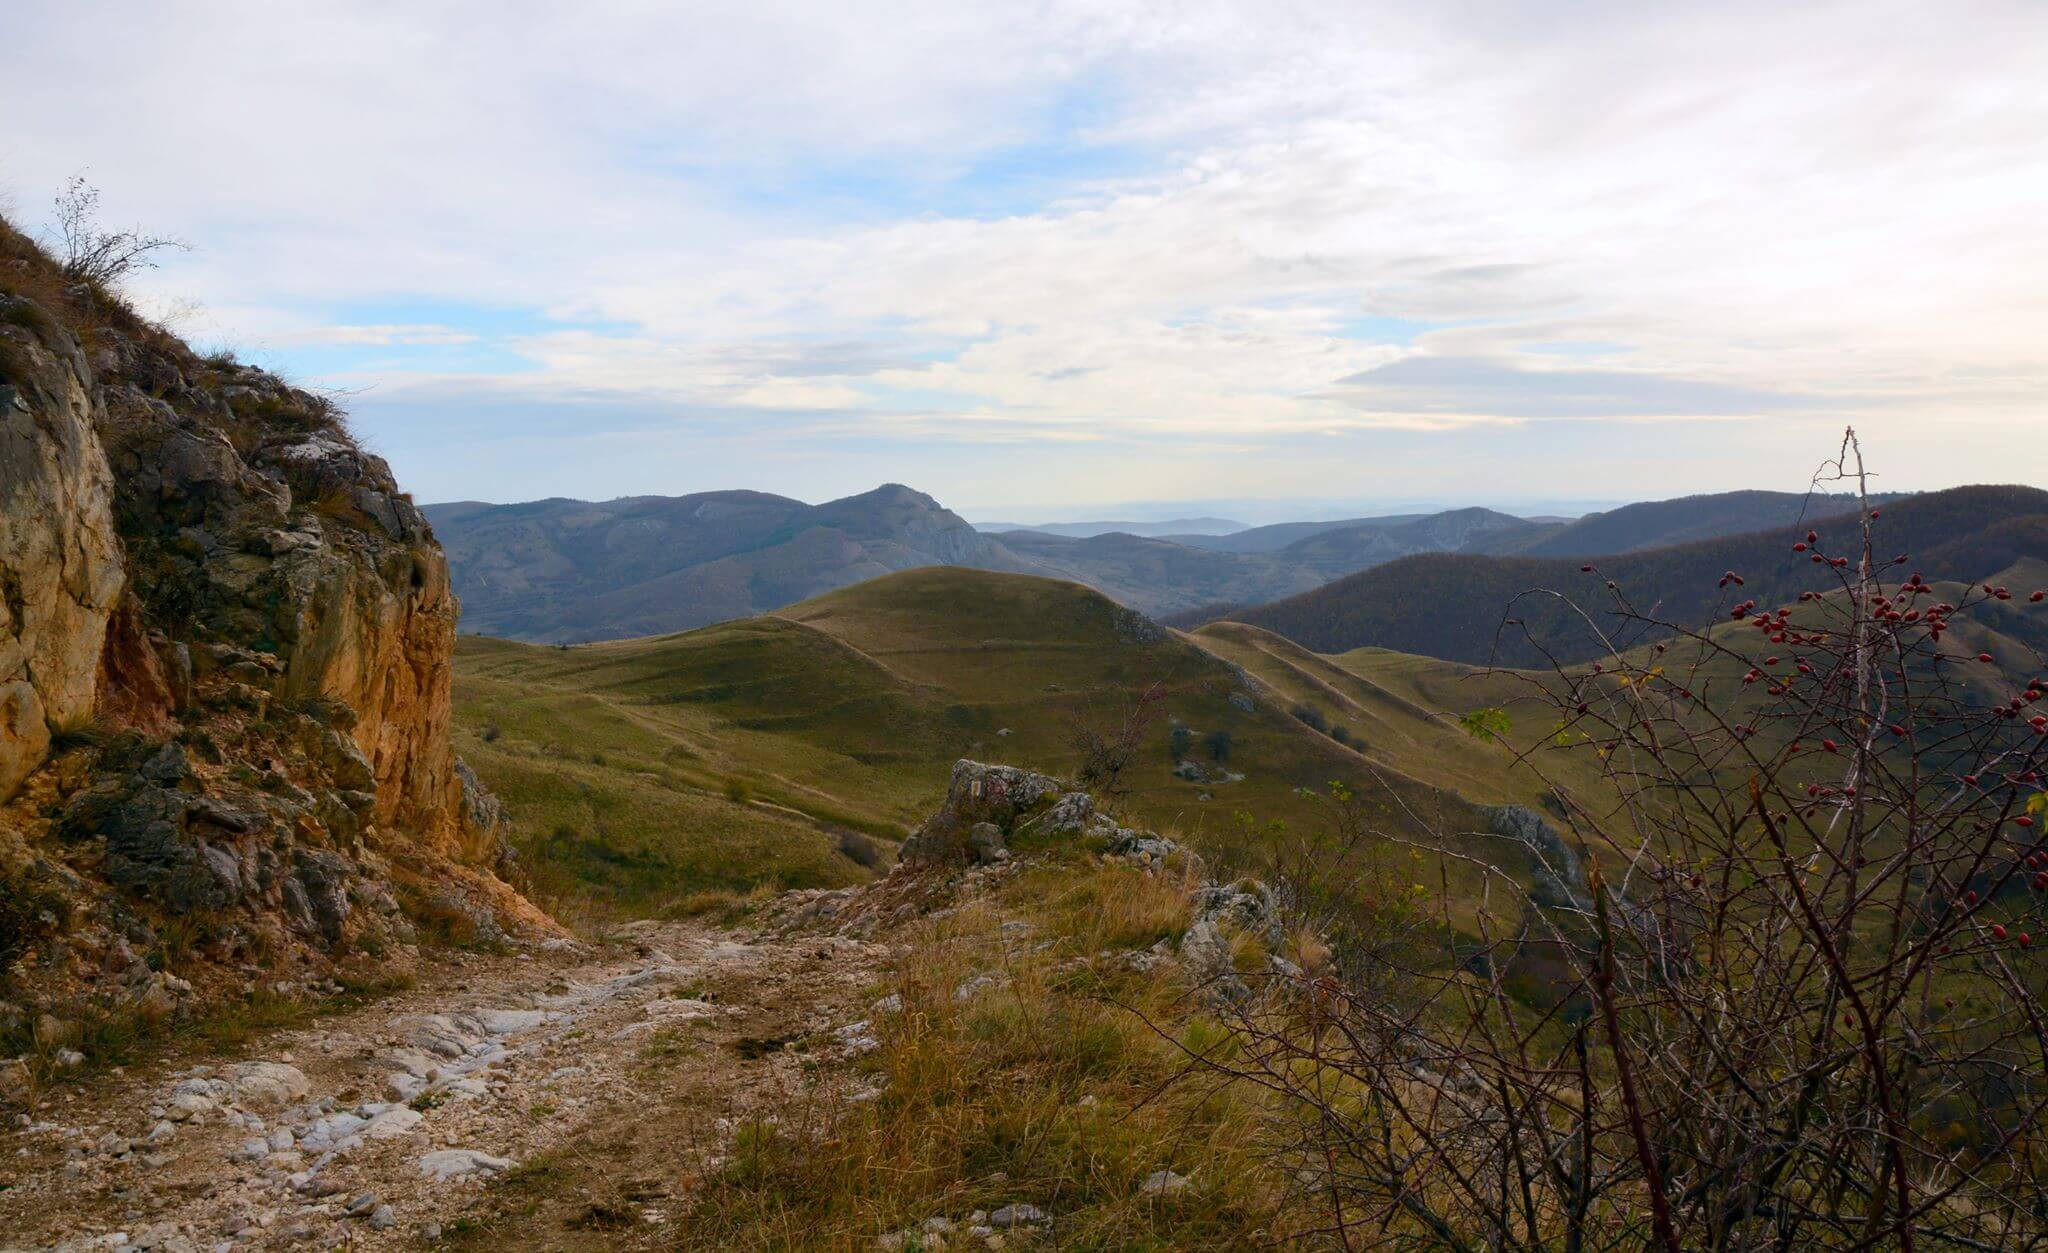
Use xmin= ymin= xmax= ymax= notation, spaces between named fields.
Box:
xmin=1486 ymin=805 xmax=1589 ymax=911
xmin=896 ymin=760 xmax=1067 ymax=865
xmin=0 ymin=218 xmax=542 ymax=1033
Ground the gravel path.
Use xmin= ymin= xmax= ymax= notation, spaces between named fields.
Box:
xmin=0 ymin=920 xmax=890 ymax=1251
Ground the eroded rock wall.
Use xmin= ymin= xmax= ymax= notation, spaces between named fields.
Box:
xmin=0 ymin=221 xmax=544 ymax=1030
xmin=0 ymin=310 xmax=124 ymax=800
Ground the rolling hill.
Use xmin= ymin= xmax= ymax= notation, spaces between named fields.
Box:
xmin=1228 ymin=484 xmax=2048 ymax=666
xmin=451 ymin=568 xmax=1549 ymax=918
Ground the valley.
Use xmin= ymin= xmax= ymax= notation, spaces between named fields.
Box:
xmin=426 ymin=483 xmax=1903 ymax=645
xmin=6 ymin=180 xmax=2047 ymax=1249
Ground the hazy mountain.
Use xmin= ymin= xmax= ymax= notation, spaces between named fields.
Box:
xmin=430 ymin=485 xmax=1951 ymax=643
xmin=1278 ymin=507 xmax=1533 ymax=578
xmin=1169 ymin=514 xmax=1436 ymax=553
xmin=431 ymin=486 xmax=1555 ymax=640
xmin=1228 ymin=485 xmax=2048 ymax=667
xmin=426 ymin=485 xmax=1049 ymax=642
xmin=975 ymin=516 xmax=1247 ymax=538
xmin=1472 ymin=489 xmax=1910 ymax=557
xmin=993 ymin=530 xmax=1324 ymax=616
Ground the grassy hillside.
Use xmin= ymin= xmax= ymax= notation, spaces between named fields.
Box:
xmin=454 ymin=568 xmax=1496 ymax=921
xmin=1186 ymin=622 xmax=1608 ymax=812
xmin=1231 ymin=485 xmax=2048 ymax=665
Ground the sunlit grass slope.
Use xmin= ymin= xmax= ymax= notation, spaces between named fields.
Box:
xmin=454 ymin=568 xmax=1492 ymax=919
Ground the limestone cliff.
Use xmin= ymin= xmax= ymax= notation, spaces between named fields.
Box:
xmin=0 ymin=217 xmax=545 ymax=1035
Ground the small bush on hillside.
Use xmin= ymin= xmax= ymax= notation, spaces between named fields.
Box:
xmin=1288 ymin=703 xmax=1327 ymax=733
xmin=49 ymin=176 xmax=186 ymax=292
xmin=833 ymin=828 xmax=885 ymax=870
xmin=1204 ymin=728 xmax=1234 ymax=762
xmin=1068 ymin=681 xmax=1167 ymax=804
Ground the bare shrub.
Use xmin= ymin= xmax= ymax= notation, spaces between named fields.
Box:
xmin=50 ymin=175 xmax=186 ymax=292
xmin=1067 ymin=680 xmax=1167 ymax=804
xmin=1172 ymin=432 xmax=2048 ymax=1248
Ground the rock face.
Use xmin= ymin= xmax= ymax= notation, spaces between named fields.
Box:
xmin=0 ymin=306 xmax=124 ymax=799
xmin=1486 ymin=805 xmax=1588 ymax=911
xmin=0 ymin=217 xmax=541 ymax=1020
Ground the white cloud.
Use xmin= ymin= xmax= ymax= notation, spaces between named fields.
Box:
xmin=4 ymin=0 xmax=2045 ymax=506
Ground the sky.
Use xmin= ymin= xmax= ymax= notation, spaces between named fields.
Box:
xmin=4 ymin=0 xmax=2046 ymax=520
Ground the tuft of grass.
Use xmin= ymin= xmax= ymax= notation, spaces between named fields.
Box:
xmin=47 ymin=710 xmax=113 ymax=751
xmin=1024 ymin=856 xmax=1197 ymax=953
xmin=191 ymin=986 xmax=316 ymax=1048
xmin=663 ymin=883 xmax=779 ymax=926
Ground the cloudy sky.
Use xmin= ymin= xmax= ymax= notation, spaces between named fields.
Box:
xmin=5 ymin=0 xmax=2045 ymax=518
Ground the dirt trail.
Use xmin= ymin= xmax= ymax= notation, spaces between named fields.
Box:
xmin=0 ymin=920 xmax=890 ymax=1251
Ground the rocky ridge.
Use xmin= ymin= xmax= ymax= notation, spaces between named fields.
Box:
xmin=0 ymin=217 xmax=543 ymax=1083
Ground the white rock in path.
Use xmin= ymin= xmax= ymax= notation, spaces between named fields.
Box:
xmin=228 ymin=1062 xmax=311 ymax=1110
xmin=297 ymin=1112 xmax=368 ymax=1152
xmin=418 ymin=1148 xmax=514 ymax=1181
xmin=407 ymin=1015 xmax=480 ymax=1059
xmin=472 ymin=1008 xmax=549 ymax=1035
xmin=645 ymin=998 xmax=716 ymax=1021
xmin=378 ymin=1047 xmax=440 ymax=1078
xmin=166 ymin=1092 xmax=216 ymax=1122
xmin=365 ymin=1107 xmax=423 ymax=1139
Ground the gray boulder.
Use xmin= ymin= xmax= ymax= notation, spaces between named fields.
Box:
xmin=897 ymin=760 xmax=1065 ymax=865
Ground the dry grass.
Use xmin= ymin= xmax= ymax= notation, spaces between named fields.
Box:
xmin=672 ymin=853 xmax=1298 ymax=1249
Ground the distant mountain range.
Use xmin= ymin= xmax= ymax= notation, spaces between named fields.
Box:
xmin=1223 ymin=485 xmax=2048 ymax=667
xmin=975 ymin=516 xmax=1247 ymax=538
xmin=424 ymin=484 xmax=1950 ymax=644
